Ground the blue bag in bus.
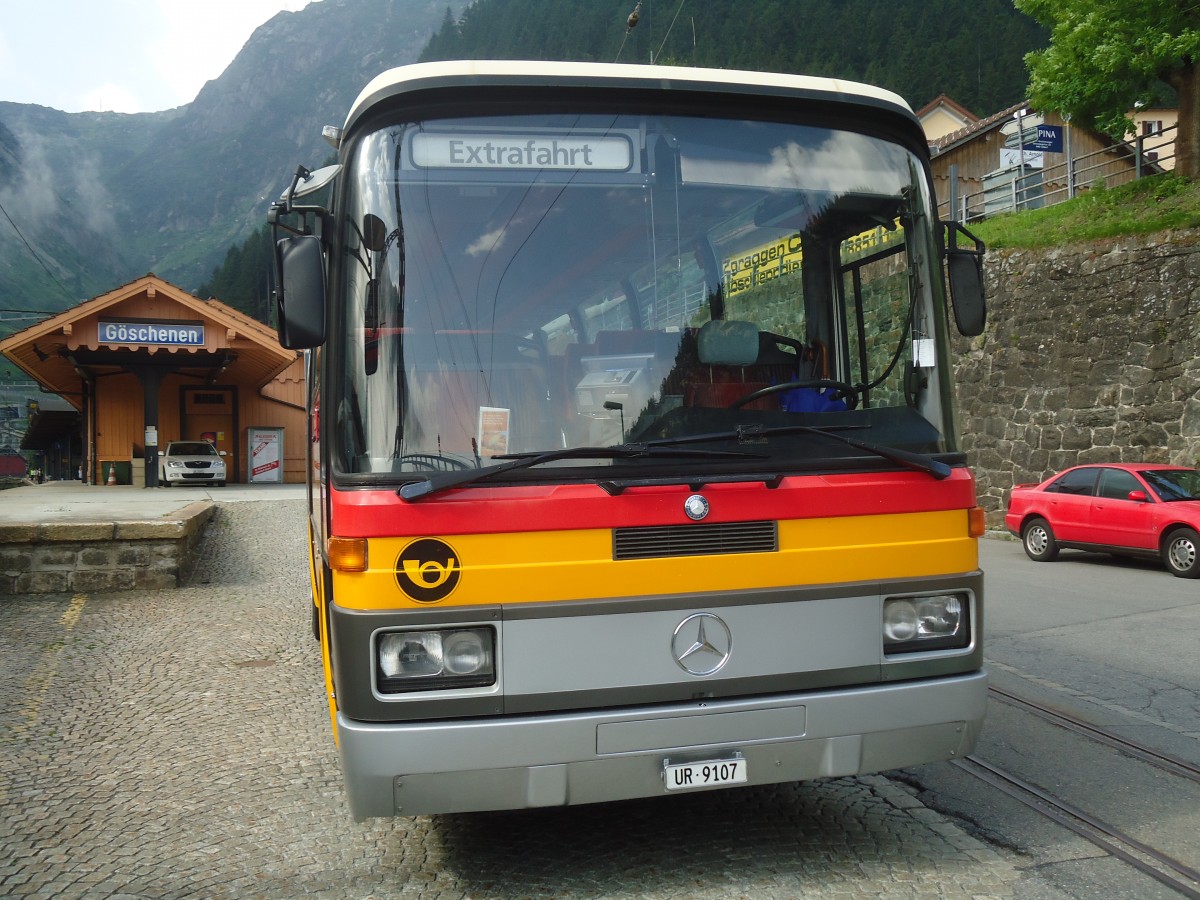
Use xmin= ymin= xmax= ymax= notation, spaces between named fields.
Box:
xmin=778 ymin=384 xmax=848 ymax=413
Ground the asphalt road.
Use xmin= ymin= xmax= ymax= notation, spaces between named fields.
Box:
xmin=982 ymin=536 xmax=1200 ymax=764
xmin=904 ymin=537 xmax=1200 ymax=900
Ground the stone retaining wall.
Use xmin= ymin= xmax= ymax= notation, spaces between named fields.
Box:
xmin=954 ymin=229 xmax=1200 ymax=528
xmin=0 ymin=502 xmax=215 ymax=594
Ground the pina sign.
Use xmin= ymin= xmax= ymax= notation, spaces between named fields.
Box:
xmin=1024 ymin=125 xmax=1063 ymax=153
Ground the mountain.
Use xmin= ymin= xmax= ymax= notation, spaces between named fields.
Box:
xmin=0 ymin=104 xmax=174 ymax=307
xmin=0 ymin=0 xmax=1044 ymax=321
xmin=0 ymin=0 xmax=459 ymax=315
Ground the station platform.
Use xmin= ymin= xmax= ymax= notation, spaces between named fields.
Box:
xmin=0 ymin=480 xmax=305 ymax=595
xmin=0 ymin=479 xmax=304 ymax=525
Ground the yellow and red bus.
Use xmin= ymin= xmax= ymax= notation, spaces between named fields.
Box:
xmin=270 ymin=60 xmax=989 ymax=820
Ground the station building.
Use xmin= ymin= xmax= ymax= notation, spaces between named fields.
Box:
xmin=0 ymin=274 xmax=306 ymax=486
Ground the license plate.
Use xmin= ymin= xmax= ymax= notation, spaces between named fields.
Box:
xmin=663 ymin=757 xmax=747 ymax=791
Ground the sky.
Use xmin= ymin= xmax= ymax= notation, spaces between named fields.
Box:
xmin=1 ymin=0 xmax=314 ymax=114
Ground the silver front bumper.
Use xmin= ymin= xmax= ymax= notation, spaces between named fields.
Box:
xmin=336 ymin=670 xmax=987 ymax=819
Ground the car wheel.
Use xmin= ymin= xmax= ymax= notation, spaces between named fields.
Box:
xmin=1022 ymin=517 xmax=1059 ymax=562
xmin=160 ymin=471 xmax=171 ymax=487
xmin=1161 ymin=527 xmax=1200 ymax=578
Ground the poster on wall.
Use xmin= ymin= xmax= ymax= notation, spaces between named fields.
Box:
xmin=248 ymin=427 xmax=284 ymax=483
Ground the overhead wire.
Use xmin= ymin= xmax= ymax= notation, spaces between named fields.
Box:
xmin=0 ymin=196 xmax=75 ymax=302
xmin=615 ymin=1 xmax=688 ymax=64
xmin=654 ymin=0 xmax=687 ymax=62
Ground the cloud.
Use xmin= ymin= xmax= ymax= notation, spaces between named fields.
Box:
xmin=148 ymin=1 xmax=313 ymax=110
xmin=2 ymin=1 xmax=316 ymax=114
xmin=0 ymin=126 xmax=115 ymax=236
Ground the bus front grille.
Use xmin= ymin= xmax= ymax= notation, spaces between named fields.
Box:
xmin=613 ymin=521 xmax=778 ymax=560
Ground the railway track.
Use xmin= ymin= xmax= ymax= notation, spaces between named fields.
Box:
xmin=988 ymin=685 xmax=1200 ymax=784
xmin=953 ymin=685 xmax=1200 ymax=898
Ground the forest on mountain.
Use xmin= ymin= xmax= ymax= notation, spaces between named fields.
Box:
xmin=421 ymin=0 xmax=1045 ymax=116
xmin=198 ymin=0 xmax=1047 ymax=323
xmin=195 ymin=225 xmax=274 ymax=323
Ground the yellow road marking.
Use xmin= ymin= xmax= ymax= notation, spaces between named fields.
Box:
xmin=59 ymin=593 xmax=87 ymax=629
xmin=15 ymin=593 xmax=89 ymax=733
xmin=3 ymin=594 xmax=89 ymax=803
xmin=2 ymin=593 xmax=87 ymax=803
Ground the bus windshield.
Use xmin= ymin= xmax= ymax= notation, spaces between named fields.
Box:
xmin=332 ymin=111 xmax=955 ymax=483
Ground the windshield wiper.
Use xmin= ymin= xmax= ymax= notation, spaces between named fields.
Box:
xmin=398 ymin=445 xmax=765 ymax=501
xmin=642 ymin=423 xmax=952 ymax=480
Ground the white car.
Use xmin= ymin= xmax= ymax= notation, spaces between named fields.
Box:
xmin=159 ymin=441 xmax=227 ymax=487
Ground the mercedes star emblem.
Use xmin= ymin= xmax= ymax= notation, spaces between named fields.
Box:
xmin=684 ymin=494 xmax=710 ymax=521
xmin=671 ymin=612 xmax=732 ymax=676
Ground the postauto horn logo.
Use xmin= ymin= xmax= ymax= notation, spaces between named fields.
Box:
xmin=395 ymin=538 xmax=461 ymax=602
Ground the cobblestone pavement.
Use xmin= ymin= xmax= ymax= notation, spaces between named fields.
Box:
xmin=1 ymin=499 xmax=1021 ymax=898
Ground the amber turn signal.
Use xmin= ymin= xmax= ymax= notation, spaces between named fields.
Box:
xmin=328 ymin=537 xmax=367 ymax=572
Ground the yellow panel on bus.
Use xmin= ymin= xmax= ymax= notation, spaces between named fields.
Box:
xmin=331 ymin=509 xmax=977 ymax=610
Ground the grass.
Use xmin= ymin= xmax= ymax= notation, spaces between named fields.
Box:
xmin=969 ymin=173 xmax=1200 ymax=250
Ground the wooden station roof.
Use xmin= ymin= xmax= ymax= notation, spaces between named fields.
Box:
xmin=0 ymin=275 xmax=299 ymax=410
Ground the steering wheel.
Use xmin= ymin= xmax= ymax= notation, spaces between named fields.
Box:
xmin=394 ymin=453 xmax=473 ymax=472
xmin=729 ymin=379 xmax=859 ymax=410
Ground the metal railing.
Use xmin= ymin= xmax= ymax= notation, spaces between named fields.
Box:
xmin=938 ymin=123 xmax=1177 ymax=223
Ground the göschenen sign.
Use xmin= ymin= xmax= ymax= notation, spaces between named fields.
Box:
xmin=98 ymin=320 xmax=206 ymax=348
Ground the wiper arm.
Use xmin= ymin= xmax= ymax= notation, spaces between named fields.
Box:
xmin=398 ymin=444 xmax=764 ymax=501
xmin=643 ymin=423 xmax=951 ymax=480
xmin=796 ymin=424 xmax=951 ymax=479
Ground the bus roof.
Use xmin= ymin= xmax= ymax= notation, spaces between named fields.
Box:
xmin=343 ymin=60 xmax=916 ymax=137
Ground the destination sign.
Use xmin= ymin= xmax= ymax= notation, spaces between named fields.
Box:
xmin=408 ymin=132 xmax=635 ymax=172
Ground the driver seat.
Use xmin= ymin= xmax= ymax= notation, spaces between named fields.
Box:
xmin=685 ymin=320 xmax=802 ymax=410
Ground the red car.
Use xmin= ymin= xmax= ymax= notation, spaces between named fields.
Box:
xmin=1005 ymin=462 xmax=1200 ymax=578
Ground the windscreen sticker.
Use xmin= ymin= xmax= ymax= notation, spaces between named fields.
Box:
xmin=395 ymin=538 xmax=461 ymax=602
xmin=912 ymin=338 xmax=936 ymax=368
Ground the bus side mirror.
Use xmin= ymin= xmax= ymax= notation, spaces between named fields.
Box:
xmin=275 ymin=234 xmax=327 ymax=349
xmin=942 ymin=221 xmax=987 ymax=337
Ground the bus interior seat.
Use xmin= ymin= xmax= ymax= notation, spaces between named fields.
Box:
xmin=686 ymin=320 xmax=806 ymax=411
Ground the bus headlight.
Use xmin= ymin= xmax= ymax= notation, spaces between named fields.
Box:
xmin=376 ymin=627 xmax=495 ymax=693
xmin=883 ymin=594 xmax=969 ymax=653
